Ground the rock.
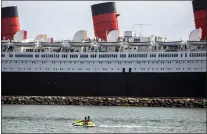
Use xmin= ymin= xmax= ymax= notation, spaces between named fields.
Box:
xmin=1 ymin=96 xmax=206 ymax=108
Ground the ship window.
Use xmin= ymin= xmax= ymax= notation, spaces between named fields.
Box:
xmin=15 ymin=54 xmax=33 ymax=58
xmin=120 ymin=54 xmax=126 ymax=58
xmin=80 ymin=54 xmax=88 ymax=58
xmin=1 ymin=54 xmax=5 ymax=57
xmin=150 ymin=54 xmax=156 ymax=57
xmin=70 ymin=54 xmax=78 ymax=58
xmin=9 ymin=54 xmax=13 ymax=57
xmin=150 ymin=54 xmax=155 ymax=57
xmin=91 ymin=54 xmax=96 ymax=58
xmin=26 ymin=49 xmax=33 ymax=52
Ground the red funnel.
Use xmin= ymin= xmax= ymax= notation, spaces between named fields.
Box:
xmin=192 ymin=0 xmax=207 ymax=40
xmin=91 ymin=2 xmax=119 ymax=40
xmin=1 ymin=6 xmax=20 ymax=40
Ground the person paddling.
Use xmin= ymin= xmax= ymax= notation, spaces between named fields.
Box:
xmin=87 ymin=116 xmax=92 ymax=122
xmin=84 ymin=117 xmax=88 ymax=124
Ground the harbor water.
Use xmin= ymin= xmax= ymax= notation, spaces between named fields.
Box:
xmin=2 ymin=105 xmax=206 ymax=133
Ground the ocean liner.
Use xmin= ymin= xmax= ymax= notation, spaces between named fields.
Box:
xmin=1 ymin=1 xmax=206 ymax=97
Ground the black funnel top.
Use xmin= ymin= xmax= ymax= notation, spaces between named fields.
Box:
xmin=2 ymin=6 xmax=18 ymax=18
xmin=192 ymin=0 xmax=207 ymax=11
xmin=91 ymin=2 xmax=116 ymax=16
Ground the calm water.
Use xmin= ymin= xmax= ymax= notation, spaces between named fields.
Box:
xmin=2 ymin=105 xmax=206 ymax=133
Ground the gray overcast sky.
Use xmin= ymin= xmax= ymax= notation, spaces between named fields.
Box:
xmin=2 ymin=1 xmax=195 ymax=41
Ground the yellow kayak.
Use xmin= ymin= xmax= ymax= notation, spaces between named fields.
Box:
xmin=72 ymin=120 xmax=95 ymax=127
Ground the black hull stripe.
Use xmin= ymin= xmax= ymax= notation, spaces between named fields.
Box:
xmin=2 ymin=6 xmax=18 ymax=18
xmin=192 ymin=1 xmax=207 ymax=11
xmin=2 ymin=72 xmax=206 ymax=97
xmin=91 ymin=2 xmax=116 ymax=16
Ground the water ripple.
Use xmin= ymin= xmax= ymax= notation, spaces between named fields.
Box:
xmin=2 ymin=105 xmax=206 ymax=133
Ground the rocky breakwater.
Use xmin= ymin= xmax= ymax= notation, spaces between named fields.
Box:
xmin=1 ymin=96 xmax=206 ymax=108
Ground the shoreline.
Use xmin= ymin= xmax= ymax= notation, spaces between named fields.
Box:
xmin=1 ymin=96 xmax=206 ymax=108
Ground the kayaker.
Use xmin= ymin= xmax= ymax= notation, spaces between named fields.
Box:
xmin=84 ymin=117 xmax=88 ymax=124
xmin=87 ymin=116 xmax=92 ymax=122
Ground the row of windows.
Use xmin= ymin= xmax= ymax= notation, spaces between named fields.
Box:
xmin=141 ymin=68 xmax=173 ymax=70
xmin=128 ymin=54 xmax=147 ymax=58
xmin=62 ymin=54 xmax=67 ymax=58
xmin=190 ymin=53 xmax=206 ymax=57
xmin=120 ymin=54 xmax=126 ymax=58
xmin=150 ymin=54 xmax=156 ymax=57
xmin=3 ymin=53 xmax=207 ymax=58
xmin=41 ymin=54 xmax=59 ymax=58
xmin=26 ymin=49 xmax=33 ymax=52
xmin=15 ymin=54 xmax=33 ymax=58
xmin=3 ymin=68 xmax=203 ymax=71
xmin=70 ymin=54 xmax=78 ymax=58
xmin=2 ymin=60 xmax=205 ymax=64
xmin=91 ymin=54 xmax=97 ymax=58
xmin=80 ymin=54 xmax=88 ymax=58
xmin=158 ymin=53 xmax=179 ymax=57
xmin=99 ymin=54 xmax=118 ymax=58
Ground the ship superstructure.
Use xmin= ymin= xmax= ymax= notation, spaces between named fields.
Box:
xmin=1 ymin=1 xmax=206 ymax=97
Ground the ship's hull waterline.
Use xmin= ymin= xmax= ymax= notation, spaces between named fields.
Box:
xmin=2 ymin=72 xmax=206 ymax=97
